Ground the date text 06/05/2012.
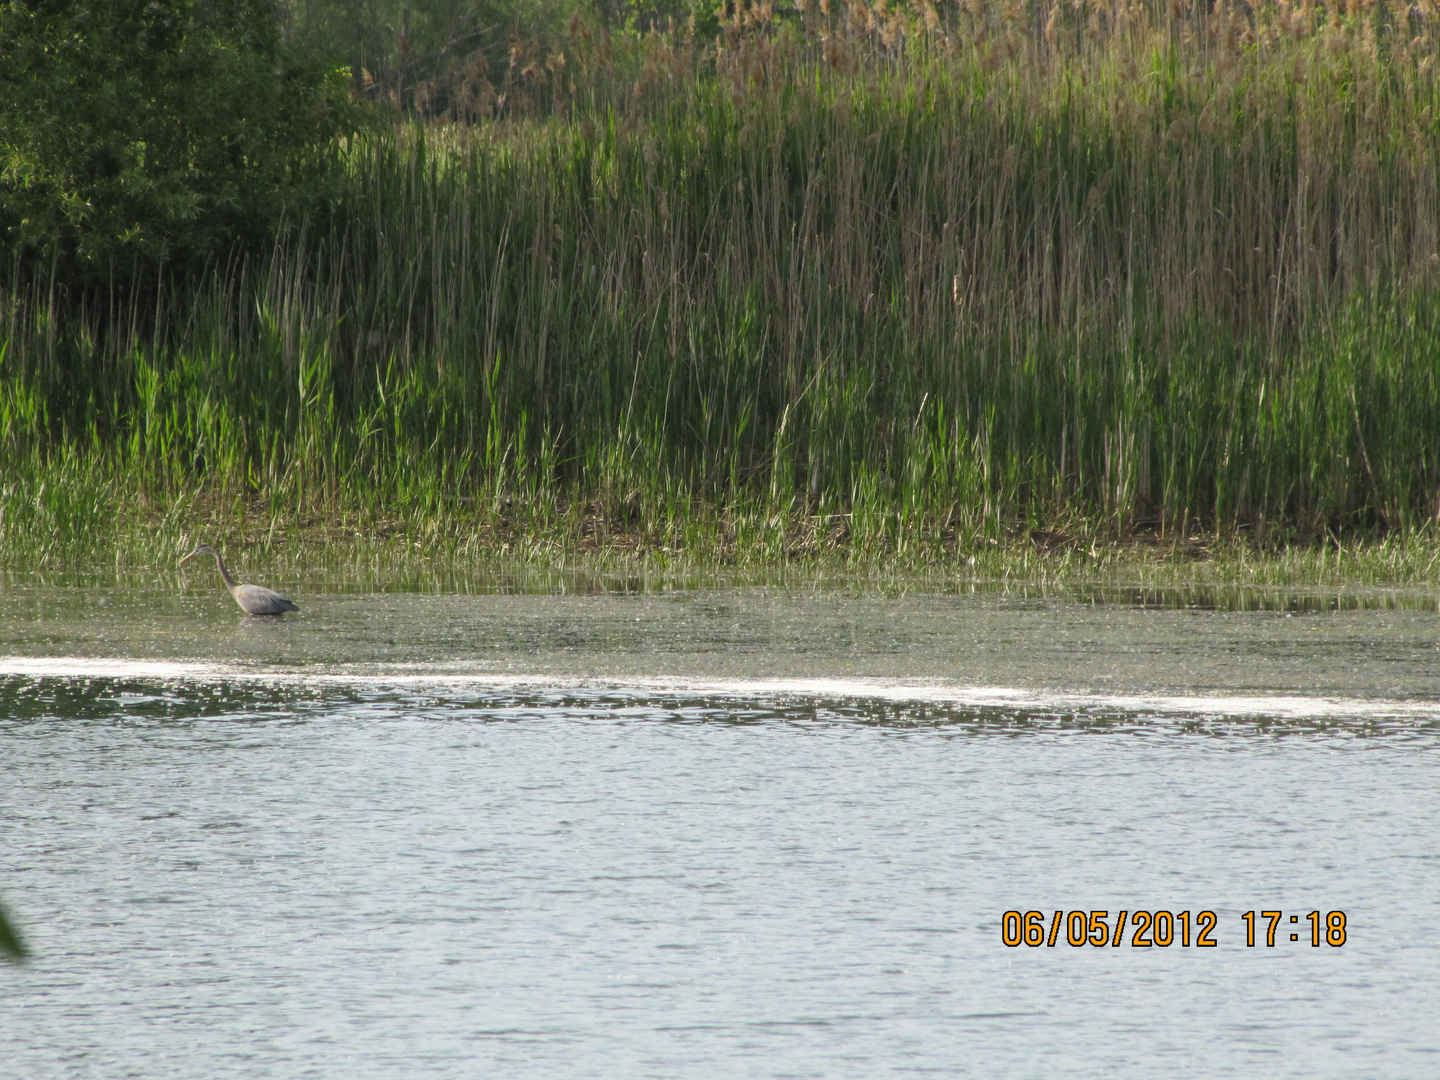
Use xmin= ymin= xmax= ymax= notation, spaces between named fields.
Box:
xmin=1000 ymin=910 xmax=1348 ymax=948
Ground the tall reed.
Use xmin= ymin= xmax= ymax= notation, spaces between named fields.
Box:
xmin=4 ymin=0 xmax=1440 ymax=563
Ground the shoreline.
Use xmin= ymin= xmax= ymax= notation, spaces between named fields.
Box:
xmin=4 ymin=509 xmax=1438 ymax=595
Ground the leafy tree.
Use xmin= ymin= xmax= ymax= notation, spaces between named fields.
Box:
xmin=280 ymin=0 xmax=568 ymax=112
xmin=278 ymin=1 xmax=719 ymax=118
xmin=0 ymin=0 xmax=361 ymax=285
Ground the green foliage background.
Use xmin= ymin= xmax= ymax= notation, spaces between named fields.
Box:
xmin=0 ymin=0 xmax=359 ymax=282
xmin=3 ymin=1 xmax=1440 ymax=570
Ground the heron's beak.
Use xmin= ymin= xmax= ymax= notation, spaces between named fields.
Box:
xmin=179 ymin=551 xmax=197 ymax=565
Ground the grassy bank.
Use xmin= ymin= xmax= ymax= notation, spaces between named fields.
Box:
xmin=5 ymin=483 xmax=1440 ymax=599
xmin=5 ymin=0 xmax=1440 ymax=574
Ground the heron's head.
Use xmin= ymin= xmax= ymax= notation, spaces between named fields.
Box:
xmin=180 ymin=543 xmax=217 ymax=565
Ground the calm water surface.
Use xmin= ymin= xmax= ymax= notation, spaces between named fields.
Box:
xmin=1 ymin=579 xmax=1438 ymax=1078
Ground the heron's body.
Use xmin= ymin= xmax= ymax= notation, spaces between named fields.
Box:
xmin=228 ymin=582 xmax=301 ymax=615
xmin=181 ymin=544 xmax=299 ymax=615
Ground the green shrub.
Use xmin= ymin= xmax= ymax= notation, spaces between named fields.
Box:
xmin=0 ymin=0 xmax=360 ymax=284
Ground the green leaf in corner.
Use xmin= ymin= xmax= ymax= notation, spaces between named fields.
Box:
xmin=0 ymin=899 xmax=28 ymax=962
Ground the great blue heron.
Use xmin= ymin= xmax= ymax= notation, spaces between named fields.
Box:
xmin=180 ymin=543 xmax=300 ymax=615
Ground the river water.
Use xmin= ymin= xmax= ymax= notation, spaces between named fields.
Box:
xmin=2 ymin=577 xmax=1438 ymax=1078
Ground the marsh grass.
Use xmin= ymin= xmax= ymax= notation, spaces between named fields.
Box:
xmin=4 ymin=0 xmax=1440 ymax=577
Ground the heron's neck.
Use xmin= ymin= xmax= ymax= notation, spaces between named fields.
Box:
xmin=211 ymin=551 xmax=238 ymax=590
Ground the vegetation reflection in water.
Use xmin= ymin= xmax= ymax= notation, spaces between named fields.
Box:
xmin=4 ymin=675 xmax=1436 ymax=742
